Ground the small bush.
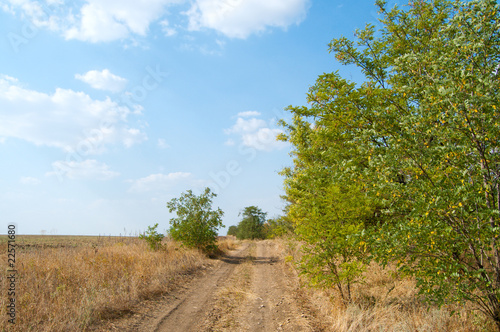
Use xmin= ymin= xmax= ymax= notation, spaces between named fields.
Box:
xmin=167 ymin=188 xmax=224 ymax=255
xmin=139 ymin=223 xmax=164 ymax=251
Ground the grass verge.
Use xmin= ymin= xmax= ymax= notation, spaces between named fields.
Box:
xmin=278 ymin=237 xmax=496 ymax=332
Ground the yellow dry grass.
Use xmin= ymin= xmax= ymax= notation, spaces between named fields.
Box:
xmin=0 ymin=236 xmax=209 ymax=331
xmin=216 ymin=236 xmax=238 ymax=253
xmin=278 ymin=238 xmax=496 ymax=332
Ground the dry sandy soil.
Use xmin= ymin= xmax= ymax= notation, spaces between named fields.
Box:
xmin=100 ymin=240 xmax=327 ymax=331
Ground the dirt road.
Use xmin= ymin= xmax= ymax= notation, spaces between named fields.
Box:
xmin=117 ymin=240 xmax=320 ymax=331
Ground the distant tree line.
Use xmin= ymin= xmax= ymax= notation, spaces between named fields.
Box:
xmin=227 ymin=206 xmax=292 ymax=240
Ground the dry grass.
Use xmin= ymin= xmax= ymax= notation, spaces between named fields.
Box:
xmin=0 ymin=236 xmax=209 ymax=331
xmin=216 ymin=236 xmax=238 ymax=254
xmin=278 ymin=238 xmax=496 ymax=332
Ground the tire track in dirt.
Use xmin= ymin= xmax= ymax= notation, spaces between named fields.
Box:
xmin=118 ymin=240 xmax=320 ymax=331
xmin=148 ymin=243 xmax=249 ymax=332
xmin=239 ymin=240 xmax=312 ymax=331
xmin=199 ymin=240 xmax=313 ymax=331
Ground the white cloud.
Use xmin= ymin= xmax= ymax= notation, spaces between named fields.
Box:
xmin=225 ymin=117 xmax=267 ymax=135
xmin=128 ymin=172 xmax=206 ymax=193
xmin=64 ymin=2 xmax=130 ymax=42
xmin=46 ymin=159 xmax=119 ymax=180
xmin=122 ymin=128 xmax=147 ymax=148
xmin=75 ymin=69 xmax=127 ymax=92
xmin=225 ymin=114 xmax=288 ymax=151
xmin=186 ymin=0 xmax=310 ymax=38
xmin=5 ymin=0 xmax=310 ymax=43
xmin=1 ymin=3 xmax=14 ymax=15
xmin=5 ymin=0 xmax=181 ymax=43
xmin=3 ymin=0 xmax=73 ymax=33
xmin=241 ymin=127 xmax=286 ymax=152
xmin=64 ymin=0 xmax=179 ymax=42
xmin=157 ymin=138 xmax=170 ymax=149
xmin=160 ymin=19 xmax=177 ymax=37
xmin=0 ymin=74 xmax=146 ymax=152
xmin=237 ymin=110 xmax=261 ymax=118
xmin=20 ymin=176 xmax=41 ymax=185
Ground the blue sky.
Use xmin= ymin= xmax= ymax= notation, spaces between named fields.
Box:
xmin=0 ymin=0 xmax=397 ymax=236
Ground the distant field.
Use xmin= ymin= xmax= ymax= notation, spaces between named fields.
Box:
xmin=0 ymin=234 xmax=138 ymax=250
xmin=0 ymin=234 xmax=234 ymax=247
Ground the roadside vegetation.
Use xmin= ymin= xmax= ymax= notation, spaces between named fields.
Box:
xmin=167 ymin=187 xmax=224 ymax=255
xmin=139 ymin=223 xmax=164 ymax=251
xmin=0 ymin=236 xmax=236 ymax=331
xmin=280 ymin=237 xmax=496 ymax=331
xmin=277 ymin=0 xmax=500 ymax=330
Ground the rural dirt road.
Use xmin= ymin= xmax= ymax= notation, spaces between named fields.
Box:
xmin=111 ymin=240 xmax=325 ymax=331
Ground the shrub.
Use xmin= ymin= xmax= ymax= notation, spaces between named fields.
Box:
xmin=139 ymin=223 xmax=164 ymax=251
xmin=167 ymin=187 xmax=224 ymax=254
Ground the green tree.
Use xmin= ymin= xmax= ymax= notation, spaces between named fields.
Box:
xmin=262 ymin=216 xmax=294 ymax=239
xmin=278 ymin=144 xmax=375 ymax=303
xmin=278 ymin=65 xmax=380 ymax=303
xmin=227 ymin=225 xmax=238 ymax=237
xmin=236 ymin=206 xmax=267 ymax=240
xmin=280 ymin=0 xmax=500 ymax=327
xmin=167 ymin=187 xmax=224 ymax=254
xmin=139 ymin=223 xmax=164 ymax=251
